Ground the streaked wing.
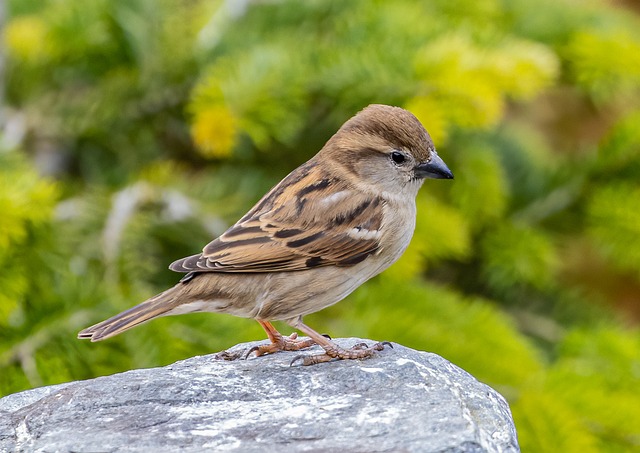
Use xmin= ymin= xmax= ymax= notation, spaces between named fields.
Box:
xmin=170 ymin=161 xmax=384 ymax=273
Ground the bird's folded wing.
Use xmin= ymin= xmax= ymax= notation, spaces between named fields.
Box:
xmin=170 ymin=177 xmax=384 ymax=273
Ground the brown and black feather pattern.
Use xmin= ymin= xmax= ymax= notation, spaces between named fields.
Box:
xmin=170 ymin=160 xmax=385 ymax=274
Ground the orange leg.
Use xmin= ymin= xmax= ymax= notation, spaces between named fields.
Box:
xmin=245 ymin=320 xmax=317 ymax=358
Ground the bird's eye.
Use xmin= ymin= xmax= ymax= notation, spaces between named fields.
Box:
xmin=390 ymin=151 xmax=407 ymax=165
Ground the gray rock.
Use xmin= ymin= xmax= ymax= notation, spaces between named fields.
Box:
xmin=0 ymin=338 xmax=519 ymax=452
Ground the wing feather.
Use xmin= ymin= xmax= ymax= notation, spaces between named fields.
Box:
xmin=170 ymin=161 xmax=384 ymax=273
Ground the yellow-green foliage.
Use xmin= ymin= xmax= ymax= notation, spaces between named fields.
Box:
xmin=597 ymin=110 xmax=640 ymax=172
xmin=189 ymin=48 xmax=309 ymax=153
xmin=588 ymin=183 xmax=640 ymax=277
xmin=0 ymin=153 xmax=57 ymax=326
xmin=513 ymin=391 xmax=600 ymax=453
xmin=565 ymin=31 xmax=640 ymax=103
xmin=450 ymin=145 xmax=508 ymax=227
xmin=411 ymin=34 xmax=558 ymax=141
xmin=514 ymin=327 xmax=640 ymax=452
xmin=2 ymin=0 xmax=640 ymax=450
xmin=482 ymin=223 xmax=559 ymax=292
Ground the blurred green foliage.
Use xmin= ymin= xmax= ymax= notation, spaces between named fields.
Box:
xmin=1 ymin=0 xmax=640 ymax=451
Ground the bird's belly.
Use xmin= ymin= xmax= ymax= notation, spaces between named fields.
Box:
xmin=253 ymin=265 xmax=375 ymax=321
xmin=255 ymin=230 xmax=416 ymax=322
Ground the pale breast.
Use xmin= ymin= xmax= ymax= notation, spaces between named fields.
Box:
xmin=253 ymin=197 xmax=418 ymax=321
xmin=376 ymin=197 xmax=417 ymax=269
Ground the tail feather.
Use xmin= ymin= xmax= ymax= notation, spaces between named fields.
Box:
xmin=78 ymin=286 xmax=181 ymax=342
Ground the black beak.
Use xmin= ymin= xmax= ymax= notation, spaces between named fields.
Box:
xmin=414 ymin=153 xmax=454 ymax=180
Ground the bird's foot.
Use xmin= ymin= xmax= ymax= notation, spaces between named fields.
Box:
xmin=245 ymin=332 xmax=316 ymax=359
xmin=290 ymin=341 xmax=393 ymax=366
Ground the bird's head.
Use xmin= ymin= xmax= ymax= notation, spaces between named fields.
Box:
xmin=322 ymin=104 xmax=453 ymax=197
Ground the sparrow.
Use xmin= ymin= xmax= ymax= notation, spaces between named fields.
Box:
xmin=78 ymin=104 xmax=454 ymax=365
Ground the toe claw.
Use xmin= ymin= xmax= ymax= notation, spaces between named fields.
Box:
xmin=321 ymin=333 xmax=332 ymax=340
xmin=290 ymin=355 xmax=306 ymax=367
xmin=244 ymin=346 xmax=260 ymax=360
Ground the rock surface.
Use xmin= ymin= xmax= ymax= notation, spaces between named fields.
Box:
xmin=0 ymin=338 xmax=519 ymax=452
